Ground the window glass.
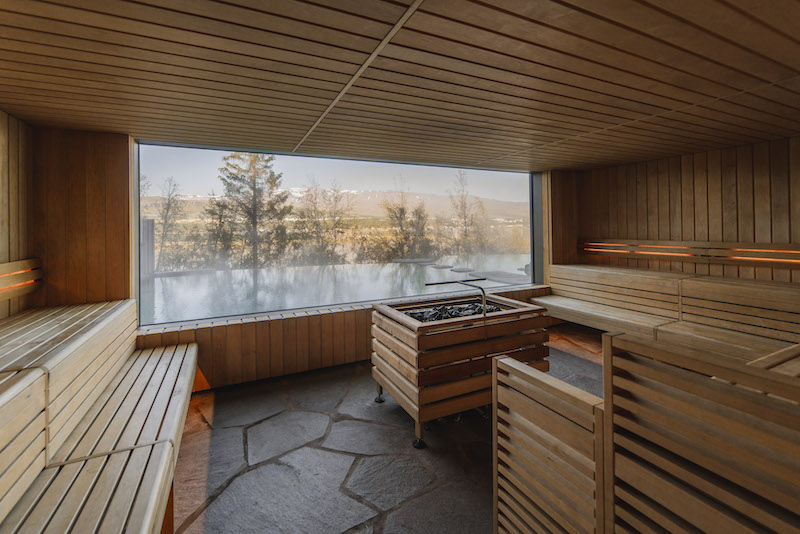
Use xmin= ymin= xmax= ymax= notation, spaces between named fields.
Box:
xmin=138 ymin=145 xmax=531 ymax=325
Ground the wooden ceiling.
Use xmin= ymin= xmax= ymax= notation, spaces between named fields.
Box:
xmin=0 ymin=0 xmax=799 ymax=172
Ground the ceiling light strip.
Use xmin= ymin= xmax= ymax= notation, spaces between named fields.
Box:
xmin=291 ymin=0 xmax=424 ymax=153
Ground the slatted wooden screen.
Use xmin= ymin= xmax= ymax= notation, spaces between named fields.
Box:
xmin=0 ymin=111 xmax=33 ymax=318
xmin=29 ymin=127 xmax=132 ymax=307
xmin=493 ymin=356 xmax=604 ymax=534
xmin=605 ymin=334 xmax=800 ymax=533
xmin=573 ymin=136 xmax=800 ymax=283
xmin=138 ymin=286 xmax=548 ymax=390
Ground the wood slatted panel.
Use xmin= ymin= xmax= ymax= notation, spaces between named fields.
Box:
xmin=0 ymin=2 xmax=799 ymax=171
xmin=0 ymin=111 xmax=33 ymax=318
xmin=2 ymin=443 xmax=174 ymax=534
xmin=0 ymin=369 xmax=46 ymax=524
xmin=680 ymin=276 xmax=800 ymax=344
xmin=607 ymin=334 xmax=800 ymax=533
xmin=0 ymin=258 xmax=41 ymax=304
xmin=137 ymin=286 xmax=547 ymax=391
xmin=0 ymin=344 xmax=197 ymax=534
xmin=576 ymin=137 xmax=800 ymax=281
xmin=547 ymin=264 xmax=690 ymax=319
xmin=29 ymin=127 xmax=131 ymax=308
xmin=0 ymin=299 xmax=137 ymax=459
xmin=532 ymin=265 xmax=692 ymax=337
xmin=582 ymin=238 xmax=800 ymax=271
xmin=493 ymin=356 xmax=604 ymax=533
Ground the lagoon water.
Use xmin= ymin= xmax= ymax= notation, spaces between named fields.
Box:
xmin=139 ymin=253 xmax=530 ymax=325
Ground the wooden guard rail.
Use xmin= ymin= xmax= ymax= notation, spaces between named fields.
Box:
xmin=581 ymin=239 xmax=800 ymax=269
xmin=493 ymin=356 xmax=604 ymax=533
xmin=604 ymin=333 xmax=800 ymax=533
xmin=0 ymin=258 xmax=41 ymax=302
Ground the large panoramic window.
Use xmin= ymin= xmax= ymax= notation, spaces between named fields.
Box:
xmin=138 ymin=145 xmax=531 ymax=325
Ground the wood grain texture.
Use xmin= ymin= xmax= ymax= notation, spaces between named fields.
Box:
xmin=0 ymin=111 xmax=33 ymax=318
xmin=494 ymin=356 xmax=603 ymax=534
xmin=609 ymin=334 xmax=800 ymax=533
xmin=572 ymin=137 xmax=800 ymax=282
xmin=29 ymin=127 xmax=132 ymax=307
xmin=137 ymin=286 xmax=548 ymax=391
xmin=0 ymin=2 xmax=799 ymax=171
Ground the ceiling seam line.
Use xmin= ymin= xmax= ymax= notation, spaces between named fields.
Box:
xmin=290 ymin=0 xmax=424 ymax=153
xmin=474 ymin=71 xmax=800 ymax=167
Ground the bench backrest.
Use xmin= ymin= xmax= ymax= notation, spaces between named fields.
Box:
xmin=549 ymin=264 xmax=692 ymax=319
xmin=0 ymin=299 xmax=136 ymax=524
xmin=607 ymin=334 xmax=800 ymax=533
xmin=679 ymin=277 xmax=800 ymax=344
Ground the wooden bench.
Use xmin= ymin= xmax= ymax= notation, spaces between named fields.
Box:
xmin=0 ymin=300 xmax=198 ymax=533
xmin=533 ymin=265 xmax=692 ymax=337
xmin=2 ymin=345 xmax=197 ymax=533
xmin=0 ymin=301 xmax=137 ymax=459
xmin=656 ymin=276 xmax=800 ymax=361
xmin=606 ymin=333 xmax=800 ymax=533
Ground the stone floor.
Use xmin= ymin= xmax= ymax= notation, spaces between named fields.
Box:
xmin=175 ymin=349 xmax=602 ymax=534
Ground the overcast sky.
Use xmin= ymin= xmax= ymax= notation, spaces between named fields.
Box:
xmin=139 ymin=144 xmax=528 ymax=202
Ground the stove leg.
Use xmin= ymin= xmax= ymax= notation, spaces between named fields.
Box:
xmin=413 ymin=421 xmax=426 ymax=449
xmin=374 ymin=384 xmax=385 ymax=403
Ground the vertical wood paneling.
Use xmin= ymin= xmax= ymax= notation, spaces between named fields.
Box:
xmin=753 ymin=142 xmax=772 ymax=280
xmin=31 ymin=127 xmax=132 ymax=306
xmin=721 ymin=148 xmax=739 ymax=278
xmin=138 ymin=287 xmax=546 ymax=391
xmin=707 ymin=150 xmax=723 ymax=276
xmin=0 ymin=112 xmax=33 ymax=318
xmin=737 ymin=145 xmax=755 ymax=279
xmin=668 ymin=157 xmax=682 ymax=272
xmin=572 ymin=137 xmax=799 ymax=283
xmin=770 ymin=140 xmax=790 ymax=282
xmin=791 ymin=138 xmax=800 ymax=283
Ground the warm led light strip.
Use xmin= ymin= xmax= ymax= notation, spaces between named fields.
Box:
xmin=584 ymin=246 xmax=800 ymax=263
xmin=0 ymin=268 xmax=34 ymax=278
xmin=584 ymin=242 xmax=692 ymax=250
xmin=727 ymin=256 xmax=800 ymax=264
xmin=583 ymin=248 xmax=692 ymax=257
xmin=730 ymin=248 xmax=800 ymax=254
xmin=0 ymin=280 xmax=36 ymax=291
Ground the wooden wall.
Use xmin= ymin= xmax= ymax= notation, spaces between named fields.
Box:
xmin=29 ymin=128 xmax=132 ymax=307
xmin=563 ymin=137 xmax=800 ymax=282
xmin=0 ymin=111 xmax=33 ymax=318
xmin=542 ymin=169 xmax=580 ymax=284
xmin=137 ymin=286 xmax=548 ymax=391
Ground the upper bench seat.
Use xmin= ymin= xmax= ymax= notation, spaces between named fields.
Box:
xmin=656 ymin=276 xmax=800 ymax=361
xmin=0 ymin=301 xmax=137 ymax=459
xmin=532 ymin=265 xmax=693 ymax=337
xmin=533 ymin=265 xmax=800 ymax=361
xmin=2 ymin=344 xmax=197 ymax=534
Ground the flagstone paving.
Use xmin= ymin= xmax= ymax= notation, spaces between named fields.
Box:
xmin=175 ymin=349 xmax=601 ymax=533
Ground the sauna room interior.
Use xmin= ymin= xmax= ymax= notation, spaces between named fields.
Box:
xmin=0 ymin=1 xmax=798 ymax=533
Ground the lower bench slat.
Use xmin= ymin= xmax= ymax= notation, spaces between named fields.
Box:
xmin=0 ymin=344 xmax=198 ymax=534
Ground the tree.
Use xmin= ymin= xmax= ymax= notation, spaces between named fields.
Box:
xmin=449 ymin=170 xmax=488 ymax=255
xmin=218 ymin=152 xmax=292 ymax=267
xmin=294 ymin=180 xmax=353 ymax=265
xmin=356 ymin=191 xmax=433 ymax=262
xmin=204 ymin=193 xmax=236 ymax=269
xmin=155 ymin=177 xmax=184 ymax=271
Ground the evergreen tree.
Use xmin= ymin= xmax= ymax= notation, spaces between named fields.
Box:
xmin=218 ymin=153 xmax=292 ymax=267
xmin=204 ymin=193 xmax=235 ymax=269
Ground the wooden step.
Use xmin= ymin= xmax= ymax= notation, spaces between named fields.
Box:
xmin=1 ymin=344 xmax=198 ymax=534
xmin=0 ymin=370 xmax=46 ymax=524
xmin=0 ymin=300 xmax=137 ymax=460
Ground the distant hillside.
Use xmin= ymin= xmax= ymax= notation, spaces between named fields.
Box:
xmin=141 ymin=189 xmax=529 ymax=222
